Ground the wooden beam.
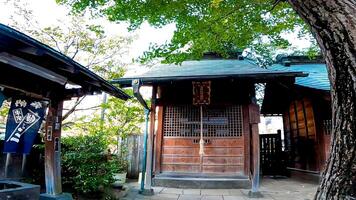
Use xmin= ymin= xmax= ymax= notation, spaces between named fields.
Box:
xmin=17 ymin=46 xmax=45 ymax=56
xmin=44 ymin=100 xmax=64 ymax=195
xmin=0 ymin=52 xmax=68 ymax=85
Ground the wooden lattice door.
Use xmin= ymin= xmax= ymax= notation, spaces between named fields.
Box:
xmin=161 ymin=105 xmax=245 ymax=175
xmin=260 ymin=133 xmax=286 ymax=175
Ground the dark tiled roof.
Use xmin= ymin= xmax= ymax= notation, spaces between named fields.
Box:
xmin=269 ymin=63 xmax=330 ymax=91
xmin=115 ymin=59 xmax=306 ymax=87
xmin=0 ymin=23 xmax=130 ymax=100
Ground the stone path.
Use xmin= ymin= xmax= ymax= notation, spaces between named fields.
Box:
xmin=122 ymin=178 xmax=318 ymax=200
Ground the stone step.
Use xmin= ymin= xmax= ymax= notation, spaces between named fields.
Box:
xmin=153 ymin=175 xmax=250 ymax=189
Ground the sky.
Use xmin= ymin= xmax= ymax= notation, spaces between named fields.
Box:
xmin=0 ymin=0 xmax=175 ymax=72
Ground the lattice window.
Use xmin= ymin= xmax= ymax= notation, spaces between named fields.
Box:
xmin=163 ymin=105 xmax=243 ymax=137
xmin=323 ymin=120 xmax=332 ymax=135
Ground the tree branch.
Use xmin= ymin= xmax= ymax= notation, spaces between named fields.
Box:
xmin=62 ymin=96 xmax=86 ymax=121
xmin=270 ymin=0 xmax=285 ymax=11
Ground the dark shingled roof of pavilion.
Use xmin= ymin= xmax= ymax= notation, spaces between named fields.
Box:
xmin=113 ymin=55 xmax=307 ymax=87
xmin=0 ymin=23 xmax=130 ymax=100
xmin=261 ymin=55 xmax=329 ymax=115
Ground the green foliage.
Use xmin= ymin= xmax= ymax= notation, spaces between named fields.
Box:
xmin=0 ymin=101 xmax=9 ymax=124
xmin=36 ymin=18 xmax=129 ymax=79
xmin=60 ymin=91 xmax=143 ymax=194
xmin=57 ymin=0 xmax=319 ymax=64
xmin=68 ymin=91 xmax=144 ymax=141
xmin=102 ymin=92 xmax=145 ymax=139
xmin=61 ymin=132 xmax=117 ymax=194
xmin=61 ymin=95 xmax=141 ymax=194
xmin=111 ymin=154 xmax=128 ymax=173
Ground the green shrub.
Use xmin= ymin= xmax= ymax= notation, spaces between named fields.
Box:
xmin=111 ymin=154 xmax=128 ymax=174
xmin=61 ymin=132 xmax=117 ymax=194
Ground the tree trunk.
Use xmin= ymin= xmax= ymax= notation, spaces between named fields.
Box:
xmin=287 ymin=0 xmax=356 ymax=199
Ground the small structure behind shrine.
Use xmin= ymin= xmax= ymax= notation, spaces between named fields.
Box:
xmin=262 ymin=55 xmax=331 ymax=179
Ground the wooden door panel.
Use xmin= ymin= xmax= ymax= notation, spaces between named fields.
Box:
xmin=161 ymin=138 xmax=244 ymax=174
xmin=160 ymin=105 xmax=245 ymax=174
xmin=203 ymin=156 xmax=244 ymax=165
xmin=162 ymin=156 xmax=200 ymax=164
xmin=163 ymin=138 xmax=198 ymax=146
xmin=162 ymin=147 xmax=199 ymax=155
xmin=161 ymin=164 xmax=200 ymax=173
xmin=204 ymin=146 xmax=243 ymax=156
xmin=202 ymin=165 xmax=244 ymax=173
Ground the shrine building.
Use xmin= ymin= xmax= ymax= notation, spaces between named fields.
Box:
xmin=114 ymin=52 xmax=306 ymax=190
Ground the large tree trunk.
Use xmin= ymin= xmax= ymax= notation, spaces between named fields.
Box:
xmin=287 ymin=0 xmax=356 ymax=199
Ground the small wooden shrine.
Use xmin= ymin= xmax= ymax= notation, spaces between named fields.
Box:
xmin=262 ymin=55 xmax=331 ymax=177
xmin=0 ymin=23 xmax=129 ymax=199
xmin=115 ymin=53 xmax=305 ymax=190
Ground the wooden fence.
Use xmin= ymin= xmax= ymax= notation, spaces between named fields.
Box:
xmin=125 ymin=134 xmax=143 ymax=179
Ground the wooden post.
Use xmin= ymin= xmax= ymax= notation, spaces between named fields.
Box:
xmin=145 ymin=86 xmax=157 ymax=189
xmin=251 ymin=123 xmax=260 ymax=193
xmin=21 ymin=154 xmax=27 ymax=176
xmin=154 ymin=106 xmax=164 ymax=173
xmin=248 ymin=103 xmax=262 ymax=197
xmin=199 ymin=105 xmax=204 ymax=172
xmin=154 ymin=86 xmax=163 ymax=174
xmin=4 ymin=153 xmax=11 ymax=178
xmin=243 ymin=105 xmax=250 ymax=176
xmin=44 ymin=100 xmax=64 ymax=195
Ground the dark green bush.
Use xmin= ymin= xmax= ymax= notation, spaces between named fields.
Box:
xmin=61 ymin=133 xmax=117 ymax=194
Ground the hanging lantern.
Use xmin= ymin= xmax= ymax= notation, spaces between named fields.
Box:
xmin=192 ymin=81 xmax=211 ymax=105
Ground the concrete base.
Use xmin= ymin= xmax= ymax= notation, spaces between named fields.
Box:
xmin=39 ymin=193 xmax=73 ymax=200
xmin=139 ymin=188 xmax=154 ymax=196
xmin=248 ymin=191 xmax=263 ymax=198
xmin=153 ymin=173 xmax=250 ymax=189
xmin=0 ymin=181 xmax=40 ymax=200
xmin=287 ymin=168 xmax=320 ymax=183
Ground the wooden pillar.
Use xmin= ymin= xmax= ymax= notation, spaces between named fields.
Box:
xmin=154 ymin=106 xmax=164 ymax=173
xmin=248 ymin=103 xmax=261 ymax=196
xmin=44 ymin=100 xmax=64 ymax=195
xmin=154 ymin=86 xmax=163 ymax=174
xmin=243 ymin=105 xmax=250 ymax=176
xmin=251 ymin=123 xmax=260 ymax=192
xmin=145 ymin=86 xmax=157 ymax=189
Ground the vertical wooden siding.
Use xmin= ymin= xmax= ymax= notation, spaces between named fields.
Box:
xmin=284 ymin=98 xmax=319 ymax=171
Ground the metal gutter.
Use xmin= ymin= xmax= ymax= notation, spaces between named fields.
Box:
xmin=131 ymin=79 xmax=153 ymax=194
xmin=113 ymin=72 xmax=308 ymax=87
xmin=132 ymin=79 xmax=149 ymax=110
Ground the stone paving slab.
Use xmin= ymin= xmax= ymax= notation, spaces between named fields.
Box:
xmin=223 ymin=196 xmax=246 ymax=200
xmin=201 ymin=189 xmax=230 ymax=195
xmin=228 ymin=189 xmax=244 ymax=196
xmin=161 ymin=188 xmax=183 ymax=195
xmin=183 ymin=189 xmax=201 ymax=195
xmin=201 ymin=195 xmax=223 ymax=200
xmin=150 ymin=193 xmax=179 ymax=200
xmin=123 ymin=177 xmax=318 ymax=200
xmin=178 ymin=194 xmax=201 ymax=200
